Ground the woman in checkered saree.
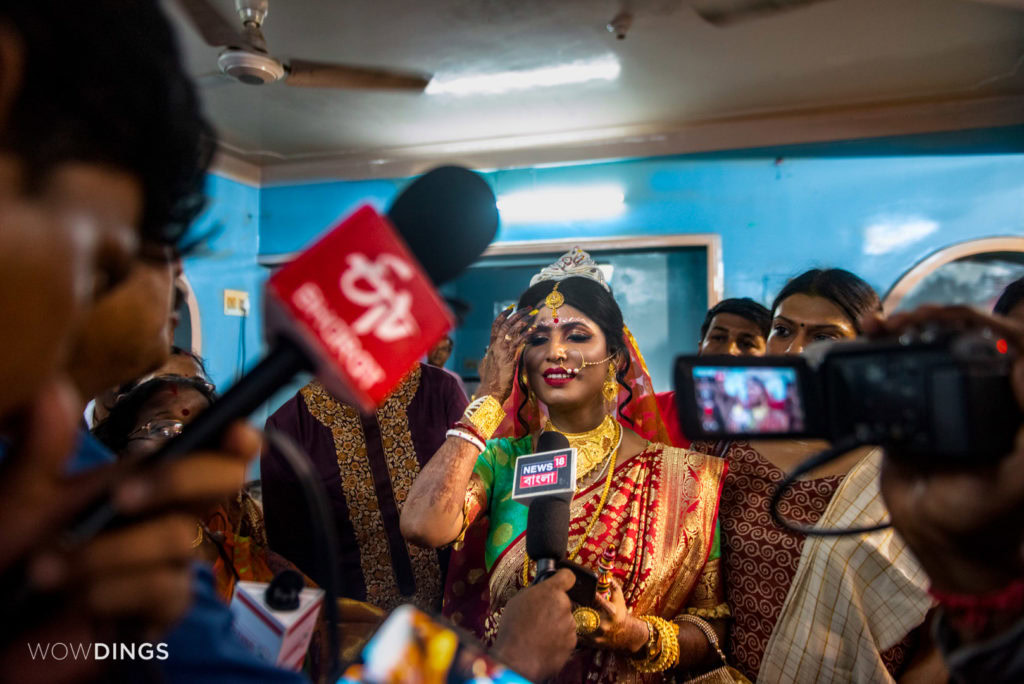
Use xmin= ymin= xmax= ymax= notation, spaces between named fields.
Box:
xmin=694 ymin=269 xmax=946 ymax=683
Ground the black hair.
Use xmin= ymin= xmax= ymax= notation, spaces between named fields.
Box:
xmin=169 ymin=345 xmax=210 ymax=379
xmin=994 ymin=277 xmax=1024 ymax=316
xmin=93 ymin=374 xmax=216 ymax=455
xmin=771 ymin=268 xmax=881 ymax=334
xmin=514 ymin=277 xmax=632 ymax=433
xmin=110 ymin=346 xmax=210 ymax=399
xmin=0 ymin=0 xmax=214 ymax=248
xmin=699 ymin=298 xmax=771 ymax=341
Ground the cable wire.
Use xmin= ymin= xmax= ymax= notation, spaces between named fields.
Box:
xmin=769 ymin=433 xmax=892 ymax=537
xmin=265 ymin=429 xmax=342 ymax=681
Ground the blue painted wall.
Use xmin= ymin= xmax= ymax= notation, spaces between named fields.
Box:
xmin=259 ymin=178 xmax=400 ymax=255
xmin=182 ymin=174 xmax=267 ymax=419
xmin=187 ymin=126 xmax=1024 ymax=425
xmin=257 ymin=126 xmax=1024 ymax=306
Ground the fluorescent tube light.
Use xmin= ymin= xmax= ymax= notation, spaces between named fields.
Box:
xmin=497 ymin=185 xmax=626 ymax=223
xmin=426 ymin=56 xmax=621 ymax=96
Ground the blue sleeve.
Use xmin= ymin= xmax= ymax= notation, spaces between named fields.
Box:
xmin=69 ymin=432 xmax=116 ymax=472
xmin=0 ymin=430 xmax=114 ymax=471
xmin=155 ymin=565 xmax=308 ymax=684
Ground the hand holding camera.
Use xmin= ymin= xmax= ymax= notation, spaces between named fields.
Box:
xmin=864 ymin=306 xmax=1024 ymax=642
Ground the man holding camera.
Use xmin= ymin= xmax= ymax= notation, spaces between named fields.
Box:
xmin=867 ymin=306 xmax=1024 ymax=683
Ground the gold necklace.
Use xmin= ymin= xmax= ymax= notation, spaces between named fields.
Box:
xmin=522 ymin=420 xmax=621 ymax=586
xmin=545 ymin=414 xmax=619 ymax=482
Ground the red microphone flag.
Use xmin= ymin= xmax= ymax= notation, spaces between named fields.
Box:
xmin=265 ymin=205 xmax=454 ymax=412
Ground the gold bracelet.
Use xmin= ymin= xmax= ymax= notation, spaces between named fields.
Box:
xmin=630 ymin=615 xmax=679 ymax=673
xmin=674 ymin=614 xmax=728 ymax=665
xmin=190 ymin=522 xmax=204 ymax=549
xmin=461 ymin=395 xmax=505 ymax=441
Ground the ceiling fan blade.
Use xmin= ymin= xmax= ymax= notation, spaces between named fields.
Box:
xmin=194 ymin=70 xmax=235 ymax=88
xmin=174 ymin=0 xmax=250 ymax=48
xmin=285 ymin=60 xmax=431 ymax=91
xmin=690 ymin=0 xmax=838 ymax=26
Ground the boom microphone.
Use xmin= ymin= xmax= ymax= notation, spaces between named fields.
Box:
xmin=66 ymin=165 xmax=499 ymax=545
xmin=525 ymin=432 xmax=571 ymax=584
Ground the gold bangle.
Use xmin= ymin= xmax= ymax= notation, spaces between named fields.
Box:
xmin=461 ymin=395 xmax=505 ymax=441
xmin=190 ymin=522 xmax=204 ymax=549
xmin=630 ymin=615 xmax=679 ymax=673
xmin=674 ymin=614 xmax=727 ymax=666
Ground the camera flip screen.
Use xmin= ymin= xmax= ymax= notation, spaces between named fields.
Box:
xmin=692 ymin=366 xmax=806 ymax=435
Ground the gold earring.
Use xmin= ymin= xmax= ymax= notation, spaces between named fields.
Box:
xmin=603 ymin=363 xmax=618 ymax=402
xmin=521 ymin=372 xmax=537 ymax=404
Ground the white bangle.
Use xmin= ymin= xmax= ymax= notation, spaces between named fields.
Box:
xmin=446 ymin=428 xmax=485 ymax=453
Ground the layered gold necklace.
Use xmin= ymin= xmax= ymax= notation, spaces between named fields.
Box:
xmin=524 ymin=414 xmax=622 ymax=586
xmin=545 ymin=414 xmax=620 ymax=482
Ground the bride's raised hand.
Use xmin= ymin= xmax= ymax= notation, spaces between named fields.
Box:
xmin=476 ymin=305 xmax=537 ymax=403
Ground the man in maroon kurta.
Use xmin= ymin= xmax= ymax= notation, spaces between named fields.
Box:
xmin=260 ymin=363 xmax=468 ymax=614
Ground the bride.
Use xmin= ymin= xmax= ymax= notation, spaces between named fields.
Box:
xmin=402 ymin=249 xmax=729 ymax=682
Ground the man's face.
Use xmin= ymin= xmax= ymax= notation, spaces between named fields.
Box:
xmin=48 ymin=165 xmax=174 ymax=402
xmin=0 ymin=159 xmax=139 ymax=416
xmin=427 ymin=338 xmax=453 ymax=367
xmin=699 ymin=313 xmax=767 ymax=357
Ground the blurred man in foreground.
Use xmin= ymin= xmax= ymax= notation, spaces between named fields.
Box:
xmin=0 ymin=1 xmax=269 ymax=680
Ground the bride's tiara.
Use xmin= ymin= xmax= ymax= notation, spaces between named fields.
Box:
xmin=529 ymin=247 xmax=610 ymax=292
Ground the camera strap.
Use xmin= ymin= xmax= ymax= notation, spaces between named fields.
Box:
xmin=769 ymin=434 xmax=892 ymax=537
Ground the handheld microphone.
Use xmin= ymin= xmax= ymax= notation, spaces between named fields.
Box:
xmin=525 ymin=431 xmax=571 ymax=584
xmin=526 ymin=496 xmax=569 ymax=584
xmin=66 ymin=165 xmax=498 ymax=545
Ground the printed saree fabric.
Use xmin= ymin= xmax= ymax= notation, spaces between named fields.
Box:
xmin=448 ymin=435 xmax=726 ymax=683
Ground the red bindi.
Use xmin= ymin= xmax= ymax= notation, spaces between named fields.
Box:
xmin=181 ymin=408 xmax=191 ymax=416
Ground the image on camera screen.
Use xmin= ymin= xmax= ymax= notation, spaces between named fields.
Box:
xmin=692 ymin=366 xmax=805 ymax=434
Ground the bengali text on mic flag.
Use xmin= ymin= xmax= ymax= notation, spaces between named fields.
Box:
xmin=265 ymin=205 xmax=454 ymax=412
xmin=512 ymin=447 xmax=577 ymax=503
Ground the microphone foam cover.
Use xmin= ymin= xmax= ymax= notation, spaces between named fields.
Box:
xmin=526 ymin=496 xmax=569 ymax=562
xmin=536 ymin=430 xmax=570 ymax=453
xmin=387 ymin=166 xmax=498 ymax=286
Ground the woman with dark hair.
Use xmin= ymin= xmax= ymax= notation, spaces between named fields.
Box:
xmin=93 ymin=374 xmax=344 ymax=677
xmin=92 ymin=374 xmax=299 ymax=600
xmin=700 ymin=268 xmax=944 ymax=683
xmin=402 ymin=249 xmax=728 ymax=682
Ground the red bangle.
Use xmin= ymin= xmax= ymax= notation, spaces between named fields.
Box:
xmin=930 ymin=578 xmax=1024 ymax=632
xmin=453 ymin=421 xmax=486 ymax=445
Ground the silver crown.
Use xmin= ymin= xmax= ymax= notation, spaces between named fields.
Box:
xmin=529 ymin=247 xmax=610 ymax=292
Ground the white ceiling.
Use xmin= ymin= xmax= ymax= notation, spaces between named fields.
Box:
xmin=164 ymin=0 xmax=1024 ymax=182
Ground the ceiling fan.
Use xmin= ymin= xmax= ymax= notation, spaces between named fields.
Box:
xmin=690 ymin=0 xmax=1024 ymax=26
xmin=175 ymin=0 xmax=431 ymax=91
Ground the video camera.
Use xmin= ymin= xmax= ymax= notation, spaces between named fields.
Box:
xmin=675 ymin=326 xmax=1021 ymax=465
